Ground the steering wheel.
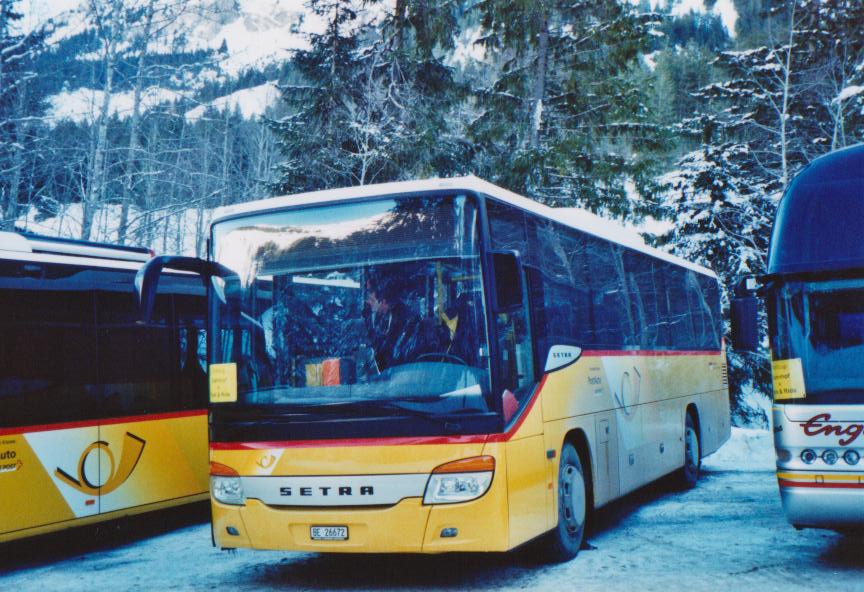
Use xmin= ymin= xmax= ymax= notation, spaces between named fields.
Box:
xmin=415 ymin=352 xmax=468 ymax=366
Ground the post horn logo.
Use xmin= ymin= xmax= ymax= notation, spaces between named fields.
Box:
xmin=55 ymin=432 xmax=146 ymax=496
xmin=257 ymin=454 xmax=276 ymax=469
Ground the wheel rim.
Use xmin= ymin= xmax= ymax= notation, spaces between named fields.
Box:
xmin=685 ymin=426 xmax=699 ymax=470
xmin=560 ymin=463 xmax=586 ymax=535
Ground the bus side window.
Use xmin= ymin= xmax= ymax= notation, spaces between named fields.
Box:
xmin=97 ymin=290 xmax=174 ymax=416
xmin=0 ymin=278 xmax=99 ymax=427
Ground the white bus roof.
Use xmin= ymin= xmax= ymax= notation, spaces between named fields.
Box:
xmin=0 ymin=231 xmax=152 ymax=272
xmin=212 ymin=175 xmax=716 ymax=278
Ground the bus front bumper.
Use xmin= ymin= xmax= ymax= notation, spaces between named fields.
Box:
xmin=211 ymin=490 xmax=509 ymax=553
xmin=778 ymin=472 xmax=864 ymax=528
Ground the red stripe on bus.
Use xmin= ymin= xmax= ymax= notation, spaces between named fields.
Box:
xmin=210 ymin=434 xmax=489 ymax=450
xmin=211 ymin=376 xmax=551 ymax=451
xmin=0 ymin=409 xmax=207 ymax=436
xmin=581 ymin=350 xmax=722 ymax=357
xmin=778 ymin=479 xmax=864 ymax=490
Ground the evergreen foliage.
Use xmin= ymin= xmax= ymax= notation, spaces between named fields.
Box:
xmin=9 ymin=0 xmax=864 ymax=422
xmin=469 ymin=0 xmax=667 ymax=218
xmin=270 ymin=0 xmax=467 ymax=193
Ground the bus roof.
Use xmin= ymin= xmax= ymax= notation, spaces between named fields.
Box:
xmin=0 ymin=231 xmax=158 ymax=272
xmin=769 ymin=144 xmax=864 ymax=276
xmin=213 ymin=176 xmax=716 ymax=278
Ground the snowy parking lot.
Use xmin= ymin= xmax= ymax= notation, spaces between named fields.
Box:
xmin=2 ymin=429 xmax=863 ymax=591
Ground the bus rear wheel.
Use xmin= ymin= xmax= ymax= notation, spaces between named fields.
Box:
xmin=541 ymin=443 xmax=587 ymax=562
xmin=681 ymin=412 xmax=701 ymax=488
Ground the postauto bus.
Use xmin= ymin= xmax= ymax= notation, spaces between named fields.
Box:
xmin=733 ymin=144 xmax=864 ymax=530
xmin=138 ymin=176 xmax=730 ymax=560
xmin=0 ymin=232 xmax=208 ymax=542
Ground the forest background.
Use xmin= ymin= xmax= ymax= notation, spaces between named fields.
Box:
xmin=2 ymin=0 xmax=863 ymax=423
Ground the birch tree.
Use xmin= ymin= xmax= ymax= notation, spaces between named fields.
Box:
xmin=0 ymin=0 xmax=47 ymax=231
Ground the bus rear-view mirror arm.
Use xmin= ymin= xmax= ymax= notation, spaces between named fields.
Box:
xmin=135 ymin=255 xmax=234 ymax=323
xmin=730 ymin=275 xmax=760 ymax=353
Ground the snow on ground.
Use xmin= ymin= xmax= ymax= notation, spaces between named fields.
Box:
xmin=670 ymin=0 xmax=738 ymax=37
xmin=46 ymin=86 xmax=187 ymax=124
xmin=185 ymin=83 xmax=281 ymax=122
xmin=3 ymin=438 xmax=862 ymax=592
xmin=702 ymin=426 xmax=775 ymax=472
xmin=181 ymin=0 xmax=315 ymax=77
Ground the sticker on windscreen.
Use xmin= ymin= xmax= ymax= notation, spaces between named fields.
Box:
xmin=209 ymin=363 xmax=238 ymax=403
xmin=772 ymin=358 xmax=806 ymax=400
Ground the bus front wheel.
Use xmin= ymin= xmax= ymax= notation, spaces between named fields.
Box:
xmin=541 ymin=443 xmax=587 ymax=562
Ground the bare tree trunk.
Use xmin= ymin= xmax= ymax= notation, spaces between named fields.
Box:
xmin=118 ymin=2 xmax=156 ymax=245
xmin=2 ymin=91 xmax=25 ymax=230
xmin=779 ymin=2 xmax=796 ymax=189
xmin=82 ymin=0 xmax=123 ymax=240
xmin=528 ymin=5 xmax=549 ymax=149
xmin=197 ymin=124 xmax=212 ymax=253
xmin=221 ymin=107 xmax=231 ymax=206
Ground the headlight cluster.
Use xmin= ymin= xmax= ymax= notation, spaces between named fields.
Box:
xmin=799 ymin=448 xmax=860 ymax=466
xmin=210 ymin=462 xmax=245 ymax=505
xmin=423 ymin=456 xmax=495 ymax=505
xmin=212 ymin=476 xmax=245 ymax=505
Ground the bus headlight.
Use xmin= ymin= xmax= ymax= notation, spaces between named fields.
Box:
xmin=822 ymin=450 xmax=839 ymax=465
xmin=424 ymin=456 xmax=494 ymax=505
xmin=843 ymin=450 xmax=860 ymax=466
xmin=210 ymin=462 xmax=245 ymax=505
xmin=212 ymin=476 xmax=245 ymax=505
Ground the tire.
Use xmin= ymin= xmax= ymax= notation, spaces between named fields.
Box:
xmin=681 ymin=412 xmax=701 ymax=488
xmin=540 ymin=443 xmax=587 ymax=562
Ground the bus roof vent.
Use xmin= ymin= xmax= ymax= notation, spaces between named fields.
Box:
xmin=0 ymin=231 xmax=33 ymax=253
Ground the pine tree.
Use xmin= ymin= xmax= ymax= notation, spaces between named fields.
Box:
xmin=271 ymin=0 xmax=467 ymax=194
xmin=469 ymin=0 xmax=666 ymax=218
xmin=658 ymin=0 xmax=864 ymax=422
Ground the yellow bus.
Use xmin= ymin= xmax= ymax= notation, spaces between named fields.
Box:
xmin=0 ymin=232 xmax=209 ymax=543
xmin=138 ymin=176 xmax=730 ymax=560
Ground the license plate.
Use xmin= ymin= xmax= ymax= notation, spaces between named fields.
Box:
xmin=310 ymin=526 xmax=348 ymax=541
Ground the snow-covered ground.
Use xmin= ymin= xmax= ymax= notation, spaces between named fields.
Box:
xmin=2 ymin=427 xmax=863 ymax=591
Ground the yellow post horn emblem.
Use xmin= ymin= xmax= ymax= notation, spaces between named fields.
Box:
xmin=55 ymin=432 xmax=146 ymax=496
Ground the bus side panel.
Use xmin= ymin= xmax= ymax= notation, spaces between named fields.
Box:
xmin=695 ymin=388 xmax=731 ymax=457
xmin=540 ymin=359 xmax=621 ymax=506
xmin=98 ymin=412 xmax=209 ymax=515
xmin=0 ymin=426 xmax=99 ymax=541
xmin=504 ymin=396 xmax=548 ymax=548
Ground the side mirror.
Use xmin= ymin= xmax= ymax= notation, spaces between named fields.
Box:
xmin=136 ymin=256 xmax=233 ymax=322
xmin=490 ymin=250 xmax=524 ymax=311
xmin=730 ymin=276 xmax=760 ymax=352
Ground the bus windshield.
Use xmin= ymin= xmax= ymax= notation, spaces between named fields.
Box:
xmin=769 ymin=278 xmax=864 ymax=404
xmin=209 ymin=194 xmax=494 ymax=423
